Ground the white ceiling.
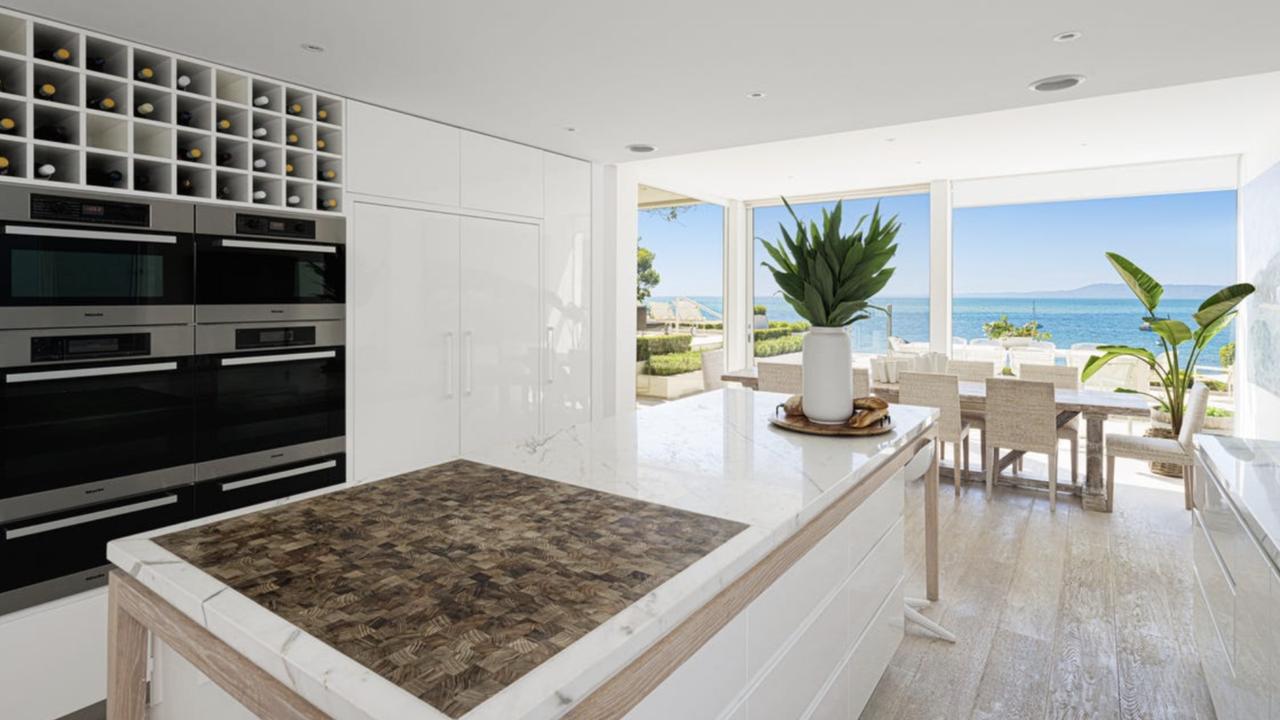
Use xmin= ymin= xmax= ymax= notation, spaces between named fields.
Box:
xmin=629 ymin=71 xmax=1280 ymax=201
xmin=10 ymin=0 xmax=1280 ymax=163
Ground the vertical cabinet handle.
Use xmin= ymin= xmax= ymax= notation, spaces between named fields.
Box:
xmin=462 ymin=331 xmax=473 ymax=396
xmin=546 ymin=326 xmax=554 ymax=384
xmin=444 ymin=331 xmax=455 ymax=398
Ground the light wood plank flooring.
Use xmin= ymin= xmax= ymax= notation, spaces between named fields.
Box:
xmin=865 ymin=455 xmax=1215 ymax=720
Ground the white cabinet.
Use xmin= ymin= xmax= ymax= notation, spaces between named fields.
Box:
xmin=541 ymin=153 xmax=592 ymax=433
xmin=460 ymin=217 xmax=543 ymax=453
xmin=460 ymin=131 xmax=544 ymax=217
xmin=351 ymin=203 xmax=461 ymax=481
xmin=347 ymin=102 xmax=460 ymax=206
xmin=0 ymin=589 xmax=107 ymax=720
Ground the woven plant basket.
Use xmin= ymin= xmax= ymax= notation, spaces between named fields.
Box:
xmin=1143 ymin=425 xmax=1183 ymax=477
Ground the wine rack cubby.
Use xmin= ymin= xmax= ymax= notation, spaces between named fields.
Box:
xmin=0 ymin=7 xmax=344 ymax=211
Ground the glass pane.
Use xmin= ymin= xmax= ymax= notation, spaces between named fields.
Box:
xmin=11 ymin=248 xmax=165 ymax=299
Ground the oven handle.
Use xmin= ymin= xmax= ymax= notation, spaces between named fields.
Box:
xmin=220 ymin=350 xmax=337 ymax=367
xmin=5 ymin=361 xmax=179 ymax=384
xmin=4 ymin=495 xmax=179 ymax=540
xmin=219 ymin=460 xmax=338 ymax=492
xmin=218 ymin=238 xmax=338 ymax=254
xmin=5 ymin=225 xmax=178 ymax=245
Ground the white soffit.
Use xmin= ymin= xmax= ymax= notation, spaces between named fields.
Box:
xmin=951 ymin=156 xmax=1240 ymax=208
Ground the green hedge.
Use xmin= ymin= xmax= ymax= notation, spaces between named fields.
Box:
xmin=768 ymin=320 xmax=811 ymax=333
xmin=754 ymin=334 xmax=804 ymax=358
xmin=646 ymin=351 xmax=703 ymax=376
xmin=637 ymin=334 xmax=692 ymax=360
xmin=753 ymin=327 xmax=792 ymax=341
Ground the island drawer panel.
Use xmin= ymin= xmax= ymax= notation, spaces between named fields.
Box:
xmin=1192 ymin=510 xmax=1235 ymax=666
xmin=622 ymin=613 xmax=748 ymax=720
xmin=747 ymin=469 xmax=903 ymax=676
xmin=846 ymin=577 xmax=906 ymax=718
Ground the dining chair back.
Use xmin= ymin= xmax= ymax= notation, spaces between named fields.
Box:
xmin=757 ymin=361 xmax=802 ymax=394
xmin=700 ymin=349 xmax=726 ymax=392
xmin=946 ymin=359 xmax=997 ymax=384
xmin=901 ymin=372 xmax=963 ymax=441
xmin=852 ymin=367 xmax=870 ymax=398
xmin=1018 ymin=363 xmax=1079 ymax=390
xmin=1010 ymin=346 xmax=1056 ymax=373
xmin=1178 ymin=383 xmax=1211 ymax=450
xmin=984 ymin=377 xmax=1062 ymax=510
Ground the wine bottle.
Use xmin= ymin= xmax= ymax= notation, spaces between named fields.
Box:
xmin=135 ymin=173 xmax=151 ymax=189
xmin=176 ymin=110 xmax=193 ymax=126
xmin=37 ymin=83 xmax=56 ymax=99
xmin=217 ymin=185 xmax=232 ymax=200
xmin=33 ymin=124 xmax=69 ymax=143
xmin=286 ymin=102 xmax=303 ymax=116
xmin=217 ymin=151 xmax=234 ymax=166
xmin=320 ymin=168 xmax=338 ymax=182
xmin=178 ymin=177 xmax=194 ymax=194
xmin=135 ymin=102 xmax=155 ymax=117
xmin=286 ymin=132 xmax=299 ymax=145
xmin=252 ymin=189 xmax=267 ymax=201
xmin=35 ymin=47 xmax=72 ymax=64
xmin=252 ymin=127 xmax=268 ymax=139
xmin=320 ymin=197 xmax=338 ymax=210
xmin=135 ymin=66 xmax=155 ymax=81
xmin=0 ymin=155 xmax=9 ymax=175
xmin=286 ymin=194 xmax=301 ymax=206
xmin=88 ymin=97 xmax=117 ymax=112
xmin=88 ymin=168 xmax=124 ymax=186
xmin=315 ymin=138 xmax=327 ymax=151
xmin=0 ymin=117 xmax=15 ymax=133
xmin=216 ymin=118 xmax=232 ymax=132
xmin=176 ymin=74 xmax=191 ymax=90
xmin=36 ymin=163 xmax=56 ymax=179
xmin=253 ymin=95 xmax=270 ymax=107
xmin=284 ymin=162 xmax=295 ymax=175
xmin=179 ymin=147 xmax=203 ymax=161
xmin=252 ymin=157 xmax=268 ymax=170
xmin=316 ymin=108 xmax=328 ymax=122
xmin=87 ymin=56 xmax=107 ymax=72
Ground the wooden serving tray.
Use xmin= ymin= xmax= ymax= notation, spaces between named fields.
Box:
xmin=769 ymin=409 xmax=895 ymax=436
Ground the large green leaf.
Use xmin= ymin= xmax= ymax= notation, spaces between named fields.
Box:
xmin=1147 ymin=319 xmax=1192 ymax=347
xmin=1194 ymin=311 xmax=1236 ymax=351
xmin=1193 ymin=283 xmax=1256 ymax=328
xmin=1105 ymin=252 xmax=1164 ymax=313
xmin=1081 ymin=346 xmax=1156 ymax=381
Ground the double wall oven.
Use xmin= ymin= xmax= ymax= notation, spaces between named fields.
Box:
xmin=0 ymin=188 xmax=346 ymax=614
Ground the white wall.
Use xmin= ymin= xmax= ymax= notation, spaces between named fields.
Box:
xmin=1238 ymin=158 xmax=1280 ymax=440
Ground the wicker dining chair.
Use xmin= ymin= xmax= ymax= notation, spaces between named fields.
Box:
xmin=900 ymin=372 xmax=971 ymax=496
xmin=757 ymin=361 xmax=802 ymax=394
xmin=1106 ymin=383 xmax=1209 ymax=511
xmin=984 ymin=377 xmax=1061 ymax=510
xmin=852 ymin=367 xmax=870 ymax=398
xmin=946 ymin=359 xmax=997 ymax=384
xmin=1018 ymin=363 xmax=1081 ymax=485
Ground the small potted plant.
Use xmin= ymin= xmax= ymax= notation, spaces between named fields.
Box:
xmin=760 ymin=199 xmax=899 ymax=423
xmin=1082 ymin=252 xmax=1253 ymax=475
xmin=753 ymin=304 xmax=769 ymax=330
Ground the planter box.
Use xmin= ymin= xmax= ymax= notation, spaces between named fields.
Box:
xmin=753 ymin=314 xmax=769 ymax=330
xmin=636 ymin=370 xmax=704 ymax=400
xmin=1151 ymin=408 xmax=1234 ymax=436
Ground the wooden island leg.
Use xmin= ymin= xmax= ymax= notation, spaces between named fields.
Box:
xmin=1082 ymin=412 xmax=1110 ymax=512
xmin=107 ymin=573 xmax=148 ymax=720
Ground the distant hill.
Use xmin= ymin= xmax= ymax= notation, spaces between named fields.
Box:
xmin=959 ymin=283 xmax=1220 ymax=300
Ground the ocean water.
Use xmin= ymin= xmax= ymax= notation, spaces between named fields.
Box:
xmin=652 ymin=295 xmax=1235 ymax=367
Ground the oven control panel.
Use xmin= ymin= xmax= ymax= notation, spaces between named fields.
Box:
xmin=235 ymin=326 xmax=317 ymax=350
xmin=31 ymin=333 xmax=152 ymax=362
xmin=235 ymin=214 xmax=316 ymax=239
xmin=30 ymin=194 xmax=151 ymax=227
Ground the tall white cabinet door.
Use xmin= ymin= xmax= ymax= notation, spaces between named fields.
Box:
xmin=542 ymin=153 xmax=592 ymax=434
xmin=351 ymin=203 xmax=461 ymax=481
xmin=347 ymin=102 xmax=461 ymax=206
xmin=460 ymin=217 xmax=542 ymax=453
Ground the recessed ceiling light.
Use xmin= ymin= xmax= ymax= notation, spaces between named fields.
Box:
xmin=1029 ymin=74 xmax=1086 ymax=92
xmin=746 ymin=91 xmax=767 ymax=99
xmin=626 ymin=143 xmax=657 ymax=153
xmin=1052 ymin=31 xmax=1083 ymax=43
xmin=884 ymin=137 xmax=896 ymax=143
xmin=564 ymin=126 xmax=577 ymax=133
xmin=300 ymin=43 xmax=326 ymax=53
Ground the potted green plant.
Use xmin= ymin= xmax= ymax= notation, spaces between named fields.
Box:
xmin=1082 ymin=252 xmax=1254 ymax=448
xmin=759 ymin=199 xmax=899 ymax=422
xmin=753 ymin=303 xmax=769 ymax=330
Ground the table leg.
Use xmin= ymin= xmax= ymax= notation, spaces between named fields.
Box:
xmin=1082 ymin=412 xmax=1109 ymax=512
xmin=107 ymin=573 xmax=148 ymax=720
xmin=925 ymin=438 xmax=940 ymax=601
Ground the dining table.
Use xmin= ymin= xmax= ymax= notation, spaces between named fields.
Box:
xmin=722 ymin=365 xmax=1151 ymax=512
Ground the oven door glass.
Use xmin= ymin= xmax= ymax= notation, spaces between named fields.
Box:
xmin=195 ymin=347 xmax=345 ymax=461
xmin=0 ymin=223 xmax=193 ymax=307
xmin=0 ymin=358 xmax=195 ymax=502
xmin=195 ymin=236 xmax=344 ymax=306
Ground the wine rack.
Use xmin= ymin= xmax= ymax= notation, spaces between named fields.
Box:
xmin=0 ymin=7 xmax=344 ymax=211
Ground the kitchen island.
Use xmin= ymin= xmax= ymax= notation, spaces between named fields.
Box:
xmin=106 ymin=389 xmax=938 ymax=720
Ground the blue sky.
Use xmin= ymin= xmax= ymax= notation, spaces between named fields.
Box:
xmin=639 ymin=189 xmax=1237 ymax=298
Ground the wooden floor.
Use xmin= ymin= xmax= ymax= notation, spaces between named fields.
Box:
xmin=865 ymin=456 xmax=1215 ymax=720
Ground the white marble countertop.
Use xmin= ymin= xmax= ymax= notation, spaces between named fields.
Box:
xmin=1197 ymin=433 xmax=1280 ymax=569
xmin=108 ymin=388 xmax=936 ymax=720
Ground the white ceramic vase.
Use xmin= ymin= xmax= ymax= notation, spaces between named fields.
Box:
xmin=802 ymin=326 xmax=853 ymax=424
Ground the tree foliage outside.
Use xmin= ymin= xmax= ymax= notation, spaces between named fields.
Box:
xmin=637 ymin=244 xmax=661 ymax=304
xmin=983 ymin=314 xmax=1052 ymax=341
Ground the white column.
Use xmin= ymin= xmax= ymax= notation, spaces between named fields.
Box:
xmin=929 ymin=179 xmax=953 ymax=355
xmin=594 ymin=164 xmax=639 ymax=418
xmin=724 ymin=199 xmax=751 ymax=371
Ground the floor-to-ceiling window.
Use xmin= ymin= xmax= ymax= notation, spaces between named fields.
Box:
xmin=750 ymin=191 xmax=931 ymax=360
